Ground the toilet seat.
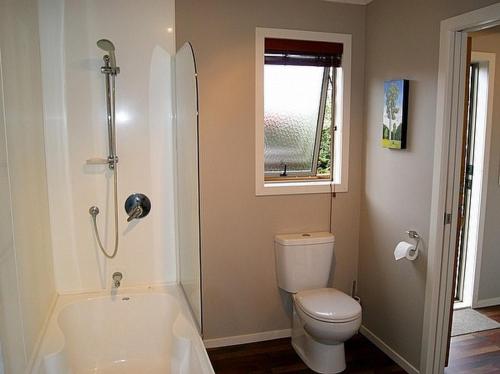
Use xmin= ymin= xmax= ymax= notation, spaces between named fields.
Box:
xmin=294 ymin=288 xmax=361 ymax=323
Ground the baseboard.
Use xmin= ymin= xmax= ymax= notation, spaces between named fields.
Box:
xmin=203 ymin=328 xmax=292 ymax=349
xmin=359 ymin=325 xmax=419 ymax=374
xmin=204 ymin=325 xmax=420 ymax=374
xmin=473 ymin=297 xmax=500 ymax=308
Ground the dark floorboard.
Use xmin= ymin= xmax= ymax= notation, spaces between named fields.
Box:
xmin=207 ymin=334 xmax=406 ymax=373
xmin=207 ymin=307 xmax=500 ymax=373
xmin=445 ymin=305 xmax=500 ymax=373
xmin=477 ymin=306 xmax=500 ymax=323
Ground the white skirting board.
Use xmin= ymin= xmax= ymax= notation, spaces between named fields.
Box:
xmin=204 ymin=325 xmax=419 ymax=374
xmin=359 ymin=326 xmax=419 ymax=374
xmin=203 ymin=329 xmax=292 ymax=349
xmin=473 ymin=296 xmax=500 ymax=309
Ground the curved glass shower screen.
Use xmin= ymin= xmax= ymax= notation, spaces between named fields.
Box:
xmin=175 ymin=43 xmax=202 ymax=332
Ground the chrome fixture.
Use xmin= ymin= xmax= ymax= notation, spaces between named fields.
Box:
xmin=97 ymin=39 xmax=120 ymax=76
xmin=127 ymin=205 xmax=143 ymax=222
xmin=89 ymin=206 xmax=99 ymax=216
xmin=125 ymin=193 xmax=151 ymax=222
xmin=96 ymin=38 xmax=119 ymax=169
xmin=406 ymin=230 xmax=421 ymax=253
xmin=406 ymin=230 xmax=420 ymax=240
xmin=112 ymin=272 xmax=123 ymax=288
xmin=88 ymin=39 xmax=121 ymax=259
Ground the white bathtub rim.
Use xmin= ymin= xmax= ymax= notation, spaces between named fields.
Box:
xmin=38 ymin=289 xmax=184 ymax=371
xmin=55 ymin=281 xmax=179 ymax=297
xmin=30 ymin=283 xmax=213 ymax=374
xmin=42 ymin=296 xmax=189 ymax=372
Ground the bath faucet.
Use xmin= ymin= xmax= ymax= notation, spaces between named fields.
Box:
xmin=112 ymin=272 xmax=122 ymax=288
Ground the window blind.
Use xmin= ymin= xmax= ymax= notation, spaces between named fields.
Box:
xmin=264 ymin=38 xmax=343 ymax=67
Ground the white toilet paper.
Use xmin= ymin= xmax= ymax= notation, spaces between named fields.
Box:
xmin=394 ymin=241 xmax=418 ymax=261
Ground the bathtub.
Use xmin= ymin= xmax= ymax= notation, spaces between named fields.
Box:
xmin=32 ymin=285 xmax=214 ymax=374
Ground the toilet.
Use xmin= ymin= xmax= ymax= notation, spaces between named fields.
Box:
xmin=275 ymin=232 xmax=362 ymax=374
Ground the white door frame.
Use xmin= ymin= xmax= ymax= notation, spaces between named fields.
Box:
xmin=421 ymin=3 xmax=500 ymax=374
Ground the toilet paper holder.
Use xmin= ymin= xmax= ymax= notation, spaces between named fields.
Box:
xmin=406 ymin=230 xmax=421 ymax=252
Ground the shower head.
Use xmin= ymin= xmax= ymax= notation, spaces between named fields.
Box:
xmin=97 ymin=39 xmax=118 ymax=72
xmin=97 ymin=39 xmax=115 ymax=52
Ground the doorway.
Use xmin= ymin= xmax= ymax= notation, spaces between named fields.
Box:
xmin=453 ymin=48 xmax=496 ymax=311
xmin=422 ymin=4 xmax=500 ymax=374
xmin=447 ymin=28 xmax=500 ymax=372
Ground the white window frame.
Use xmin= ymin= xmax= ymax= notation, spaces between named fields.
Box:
xmin=255 ymin=27 xmax=351 ymax=196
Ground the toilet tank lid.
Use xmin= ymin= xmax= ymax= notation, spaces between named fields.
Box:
xmin=274 ymin=232 xmax=335 ymax=245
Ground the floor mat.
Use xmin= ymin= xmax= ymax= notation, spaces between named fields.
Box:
xmin=451 ymin=308 xmax=500 ymax=337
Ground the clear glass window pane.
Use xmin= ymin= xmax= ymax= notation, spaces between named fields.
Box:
xmin=264 ymin=65 xmax=324 ymax=174
xmin=317 ymin=67 xmax=333 ymax=175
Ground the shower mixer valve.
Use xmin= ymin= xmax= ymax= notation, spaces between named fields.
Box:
xmin=125 ymin=193 xmax=151 ymax=222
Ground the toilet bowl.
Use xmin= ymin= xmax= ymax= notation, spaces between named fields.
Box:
xmin=274 ymin=232 xmax=362 ymax=374
xmin=292 ymin=288 xmax=361 ymax=373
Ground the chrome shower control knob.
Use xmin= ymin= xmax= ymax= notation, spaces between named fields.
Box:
xmin=89 ymin=206 xmax=100 ymax=216
xmin=124 ymin=194 xmax=151 ymax=222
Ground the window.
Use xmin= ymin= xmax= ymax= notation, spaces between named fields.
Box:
xmin=255 ymin=29 xmax=351 ymax=195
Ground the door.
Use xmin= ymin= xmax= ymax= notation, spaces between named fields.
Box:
xmin=445 ymin=36 xmax=472 ymax=367
xmin=454 ymin=62 xmax=479 ymax=304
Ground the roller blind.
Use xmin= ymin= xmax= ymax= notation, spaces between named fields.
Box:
xmin=264 ymin=38 xmax=343 ymax=67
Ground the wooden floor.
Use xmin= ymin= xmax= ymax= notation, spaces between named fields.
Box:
xmin=445 ymin=305 xmax=500 ymax=373
xmin=207 ymin=334 xmax=406 ymax=373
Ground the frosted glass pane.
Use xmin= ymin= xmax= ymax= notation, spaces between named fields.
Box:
xmin=264 ymin=65 xmax=324 ymax=173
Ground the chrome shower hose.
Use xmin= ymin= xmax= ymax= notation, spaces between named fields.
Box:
xmin=90 ymin=167 xmax=119 ymax=259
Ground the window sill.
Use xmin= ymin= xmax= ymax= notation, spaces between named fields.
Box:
xmin=256 ymin=180 xmax=347 ymax=196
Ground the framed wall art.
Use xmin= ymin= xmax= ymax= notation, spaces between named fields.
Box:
xmin=382 ymin=79 xmax=409 ymax=149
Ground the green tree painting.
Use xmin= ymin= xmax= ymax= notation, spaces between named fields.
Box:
xmin=382 ymin=79 xmax=408 ymax=149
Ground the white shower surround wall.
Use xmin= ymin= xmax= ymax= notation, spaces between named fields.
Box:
xmin=32 ymin=286 xmax=214 ymax=374
xmin=39 ymin=0 xmax=177 ymax=293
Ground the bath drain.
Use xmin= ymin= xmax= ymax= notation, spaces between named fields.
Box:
xmin=122 ymin=297 xmax=130 ymax=301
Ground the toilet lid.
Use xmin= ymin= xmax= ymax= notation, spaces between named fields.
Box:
xmin=295 ymin=288 xmax=362 ymax=323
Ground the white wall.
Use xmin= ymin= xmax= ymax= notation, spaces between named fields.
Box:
xmin=471 ymin=31 xmax=500 ymax=304
xmin=0 ymin=61 xmax=25 ymax=374
xmin=0 ymin=0 xmax=56 ymax=371
xmin=39 ymin=0 xmax=177 ymax=293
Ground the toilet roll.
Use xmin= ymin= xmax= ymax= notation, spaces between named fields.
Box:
xmin=394 ymin=241 xmax=418 ymax=261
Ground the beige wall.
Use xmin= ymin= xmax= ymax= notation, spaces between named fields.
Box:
xmin=359 ymin=0 xmax=500 ymax=369
xmin=176 ymin=0 xmax=366 ymax=339
xmin=471 ymin=30 xmax=500 ymax=302
xmin=0 ymin=0 xmax=56 ymax=371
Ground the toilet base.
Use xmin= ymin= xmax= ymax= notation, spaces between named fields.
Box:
xmin=292 ymin=309 xmax=346 ymax=374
